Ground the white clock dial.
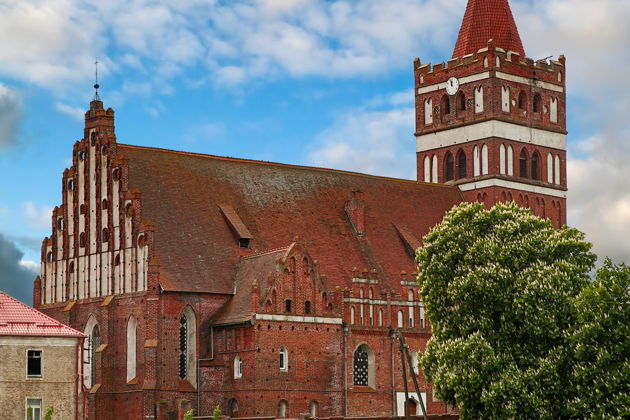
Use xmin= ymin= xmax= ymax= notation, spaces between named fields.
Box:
xmin=446 ymin=77 xmax=460 ymax=96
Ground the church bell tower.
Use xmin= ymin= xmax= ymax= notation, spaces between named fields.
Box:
xmin=414 ymin=0 xmax=567 ymax=228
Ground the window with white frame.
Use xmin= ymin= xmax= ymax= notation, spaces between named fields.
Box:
xmin=279 ymin=348 xmax=288 ymax=371
xmin=26 ymin=398 xmax=42 ymax=420
xmin=27 ymin=350 xmax=42 ymax=378
xmin=397 ymin=310 xmax=404 ymax=328
xmin=234 ymin=355 xmax=242 ymax=379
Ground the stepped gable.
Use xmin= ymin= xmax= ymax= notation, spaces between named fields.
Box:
xmin=453 ymin=0 xmax=525 ymax=58
xmin=119 ymin=144 xmax=463 ymax=295
xmin=0 ymin=291 xmax=84 ymax=337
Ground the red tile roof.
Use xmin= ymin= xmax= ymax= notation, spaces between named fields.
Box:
xmin=0 ymin=291 xmax=84 ymax=337
xmin=453 ymin=0 xmax=525 ymax=59
xmin=120 ymin=144 xmax=463 ymax=294
xmin=212 ymin=246 xmax=291 ymax=325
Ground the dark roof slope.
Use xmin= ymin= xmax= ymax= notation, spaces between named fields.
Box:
xmin=120 ymin=145 xmax=463 ymax=294
xmin=453 ymin=0 xmax=525 ymax=59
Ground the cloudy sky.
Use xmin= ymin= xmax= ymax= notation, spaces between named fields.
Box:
xmin=1 ymin=0 xmax=629 ymax=304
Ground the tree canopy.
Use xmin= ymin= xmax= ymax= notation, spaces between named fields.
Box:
xmin=416 ymin=202 xmax=597 ymax=419
xmin=567 ymin=258 xmax=630 ymax=419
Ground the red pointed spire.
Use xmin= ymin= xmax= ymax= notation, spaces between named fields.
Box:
xmin=452 ymin=0 xmax=525 ymax=59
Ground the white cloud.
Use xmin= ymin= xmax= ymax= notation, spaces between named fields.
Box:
xmin=19 ymin=260 xmax=39 ymax=274
xmin=308 ymin=90 xmax=416 ymax=179
xmin=0 ymin=0 xmax=466 ymax=93
xmin=0 ymin=83 xmax=23 ymax=149
xmin=55 ymin=102 xmax=85 ymax=121
xmin=23 ymin=202 xmax=54 ymax=231
xmin=568 ymin=133 xmax=630 ymax=264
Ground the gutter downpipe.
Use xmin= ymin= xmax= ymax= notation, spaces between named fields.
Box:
xmin=197 ymin=326 xmax=215 ymax=417
xmin=75 ymin=337 xmax=82 ymax=420
xmin=343 ymin=322 xmax=348 ymax=417
xmin=390 ymin=327 xmax=396 ymax=416
xmin=82 ymin=336 xmax=87 ymax=420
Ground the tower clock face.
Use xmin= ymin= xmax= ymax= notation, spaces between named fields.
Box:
xmin=446 ymin=77 xmax=460 ymax=96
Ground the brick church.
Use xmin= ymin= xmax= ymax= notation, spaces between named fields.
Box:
xmin=34 ymin=0 xmax=567 ymax=418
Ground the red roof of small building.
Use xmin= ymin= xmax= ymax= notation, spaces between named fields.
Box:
xmin=0 ymin=291 xmax=84 ymax=337
xmin=452 ymin=0 xmax=525 ymax=59
xmin=119 ymin=144 xmax=463 ymax=295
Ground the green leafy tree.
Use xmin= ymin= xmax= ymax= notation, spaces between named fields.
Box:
xmin=567 ymin=258 xmax=630 ymax=419
xmin=43 ymin=407 xmax=54 ymax=420
xmin=183 ymin=409 xmax=194 ymax=420
xmin=416 ymin=202 xmax=596 ymax=419
xmin=213 ymin=405 xmax=222 ymax=420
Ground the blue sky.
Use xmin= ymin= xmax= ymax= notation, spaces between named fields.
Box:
xmin=1 ymin=0 xmax=629 ymax=303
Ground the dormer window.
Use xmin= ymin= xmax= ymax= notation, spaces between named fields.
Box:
xmin=219 ymin=205 xmax=254 ymax=249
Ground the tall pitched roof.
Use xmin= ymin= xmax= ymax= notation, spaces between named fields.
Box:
xmin=452 ymin=0 xmax=525 ymax=59
xmin=0 ymin=291 xmax=84 ymax=337
xmin=119 ymin=144 xmax=463 ymax=294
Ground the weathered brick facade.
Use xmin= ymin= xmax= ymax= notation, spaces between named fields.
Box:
xmin=33 ymin=1 xmax=568 ymax=418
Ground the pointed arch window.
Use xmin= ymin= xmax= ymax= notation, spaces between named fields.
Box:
xmin=127 ymin=316 xmax=137 ymax=382
xmin=353 ymin=344 xmax=375 ymax=388
xmin=234 ymin=355 xmax=242 ymax=379
xmin=178 ymin=306 xmax=197 ymax=386
xmin=533 ymin=93 xmax=542 ymax=113
xmin=458 ymin=150 xmax=467 ymax=179
xmin=179 ymin=315 xmax=188 ymax=380
xmin=518 ymin=91 xmax=527 ymax=110
xmin=531 ymin=152 xmax=540 ymax=180
xmin=445 ymin=153 xmax=454 ymax=181
xmin=441 ymin=95 xmax=450 ymax=117
xmin=519 ymin=149 xmax=528 ymax=178
xmin=83 ymin=316 xmax=100 ymax=389
xmin=456 ymin=91 xmax=466 ymax=112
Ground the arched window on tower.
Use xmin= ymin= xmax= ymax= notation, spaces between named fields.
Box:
xmin=458 ymin=150 xmax=467 ymax=179
xmin=445 ymin=153 xmax=454 ymax=181
xmin=353 ymin=344 xmax=375 ymax=388
xmin=441 ymin=95 xmax=450 ymax=118
xmin=547 ymin=153 xmax=554 ymax=183
xmin=456 ymin=91 xmax=466 ymax=112
xmin=533 ymin=93 xmax=542 ymax=113
xmin=531 ymin=152 xmax=540 ymax=180
xmin=518 ymin=91 xmax=527 ymax=110
xmin=519 ymin=149 xmax=528 ymax=178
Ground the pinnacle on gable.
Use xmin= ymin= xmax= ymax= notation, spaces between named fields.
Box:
xmin=453 ymin=0 xmax=525 ymax=59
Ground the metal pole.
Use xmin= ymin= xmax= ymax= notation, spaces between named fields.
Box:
xmin=399 ymin=332 xmax=428 ymax=420
xmin=398 ymin=334 xmax=411 ymax=420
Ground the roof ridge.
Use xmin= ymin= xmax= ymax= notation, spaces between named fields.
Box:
xmin=117 ymin=143 xmax=458 ymax=191
xmin=241 ymin=245 xmax=293 ymax=260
